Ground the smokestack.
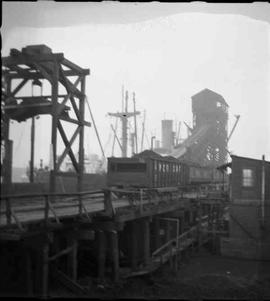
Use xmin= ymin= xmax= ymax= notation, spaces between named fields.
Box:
xmin=162 ymin=120 xmax=174 ymax=151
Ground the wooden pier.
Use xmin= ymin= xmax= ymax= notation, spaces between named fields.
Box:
xmin=0 ymin=188 xmax=228 ymax=297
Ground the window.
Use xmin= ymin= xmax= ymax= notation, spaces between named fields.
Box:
xmin=242 ymin=169 xmax=254 ymax=187
xmin=110 ymin=163 xmax=116 ymax=172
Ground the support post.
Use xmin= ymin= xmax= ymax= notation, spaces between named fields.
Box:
xmin=110 ymin=230 xmax=119 ymax=282
xmin=67 ymin=236 xmax=78 ymax=282
xmin=25 ymin=248 xmax=33 ymax=296
xmin=142 ymin=218 xmax=150 ymax=266
xmin=5 ymin=197 xmax=12 ymax=225
xmin=197 ymin=204 xmax=202 ymax=252
xmin=153 ymin=218 xmax=161 ymax=252
xmin=130 ymin=221 xmax=138 ymax=271
xmin=78 ymin=77 xmax=85 ymax=215
xmin=97 ymin=230 xmax=106 ymax=281
xmin=41 ymin=242 xmax=49 ymax=298
xmin=165 ymin=220 xmax=173 ymax=268
xmin=3 ymin=140 xmax=13 ymax=195
xmin=49 ymin=62 xmax=59 ymax=195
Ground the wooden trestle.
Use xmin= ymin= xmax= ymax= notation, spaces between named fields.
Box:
xmin=0 ymin=188 xmax=228 ymax=297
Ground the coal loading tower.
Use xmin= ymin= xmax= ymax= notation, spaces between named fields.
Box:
xmin=171 ymin=88 xmax=228 ymax=167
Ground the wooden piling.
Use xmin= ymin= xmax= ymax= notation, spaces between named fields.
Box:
xmin=110 ymin=230 xmax=119 ymax=282
xmin=153 ymin=218 xmax=161 ymax=251
xmin=25 ymin=248 xmax=33 ymax=296
xmin=131 ymin=221 xmax=138 ymax=271
xmin=142 ymin=218 xmax=150 ymax=266
xmin=197 ymin=204 xmax=202 ymax=252
xmin=67 ymin=236 xmax=78 ymax=282
xmin=97 ymin=230 xmax=106 ymax=280
xmin=41 ymin=242 xmax=49 ymax=298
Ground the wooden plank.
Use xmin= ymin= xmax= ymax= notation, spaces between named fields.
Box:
xmin=3 ymin=53 xmax=64 ymax=66
xmin=59 ymin=115 xmax=91 ymax=127
xmin=4 ymin=69 xmax=89 ymax=80
xmin=51 ymin=268 xmax=87 ymax=295
xmin=61 ymin=57 xmax=90 ymax=75
xmin=48 ymin=245 xmax=74 ymax=262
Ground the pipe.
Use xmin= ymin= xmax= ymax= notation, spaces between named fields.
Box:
xmin=141 ymin=110 xmax=146 ymax=152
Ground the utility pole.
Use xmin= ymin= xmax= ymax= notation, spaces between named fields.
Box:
xmin=151 ymin=136 xmax=156 ymax=150
xmin=30 ymin=116 xmax=35 ymax=182
xmin=141 ymin=110 xmax=146 ymax=152
xmin=108 ymin=90 xmax=140 ymax=157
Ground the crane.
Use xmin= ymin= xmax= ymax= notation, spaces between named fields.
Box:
xmin=183 ymin=121 xmax=193 ymax=137
xmin=227 ymin=114 xmax=240 ymax=143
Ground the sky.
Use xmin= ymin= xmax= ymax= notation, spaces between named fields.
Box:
xmin=2 ymin=2 xmax=270 ymax=168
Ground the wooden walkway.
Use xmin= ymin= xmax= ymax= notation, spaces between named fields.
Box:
xmin=0 ymin=188 xmax=222 ymax=230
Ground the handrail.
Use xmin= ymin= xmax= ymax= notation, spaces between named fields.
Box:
xmin=0 ymin=189 xmax=106 ymax=229
xmin=152 ymin=226 xmax=198 ymax=257
xmin=0 ymin=189 xmax=104 ymax=200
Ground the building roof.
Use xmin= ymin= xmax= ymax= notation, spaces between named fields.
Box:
xmin=231 ymin=155 xmax=270 ymax=164
xmin=191 ymin=88 xmax=229 ymax=107
xmin=133 ymin=149 xmax=162 ymax=159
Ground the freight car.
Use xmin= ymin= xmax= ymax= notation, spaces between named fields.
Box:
xmin=107 ymin=150 xmax=225 ymax=190
xmin=107 ymin=150 xmax=188 ymax=188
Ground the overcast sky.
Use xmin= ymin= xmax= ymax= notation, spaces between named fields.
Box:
xmin=2 ymin=2 xmax=270 ymax=168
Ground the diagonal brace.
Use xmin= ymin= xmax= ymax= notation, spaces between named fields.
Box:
xmin=57 ymin=121 xmax=80 ymax=173
xmin=56 ymin=126 xmax=81 ymax=170
xmin=10 ymin=78 xmax=28 ymax=97
xmin=57 ymin=75 xmax=82 ymax=116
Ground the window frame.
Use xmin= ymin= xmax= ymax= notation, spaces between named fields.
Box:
xmin=242 ymin=168 xmax=254 ymax=187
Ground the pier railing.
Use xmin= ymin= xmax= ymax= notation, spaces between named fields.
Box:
xmin=0 ymin=187 xmax=225 ymax=229
xmin=0 ymin=190 xmax=105 ymax=229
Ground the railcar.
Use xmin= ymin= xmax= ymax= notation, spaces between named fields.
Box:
xmin=107 ymin=150 xmax=187 ymax=188
xmin=107 ymin=150 xmax=225 ymax=190
xmin=188 ymin=164 xmax=224 ymax=184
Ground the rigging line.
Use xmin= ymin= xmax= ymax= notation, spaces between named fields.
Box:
xmin=110 ymin=124 xmax=123 ymax=153
xmin=85 ymin=96 xmax=106 ymax=161
xmin=103 ymin=131 xmax=112 ymax=154
xmin=128 ymin=120 xmax=134 ymax=132
xmin=111 ymin=117 xmax=118 ymax=157
xmin=145 ymin=132 xmax=151 ymax=149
